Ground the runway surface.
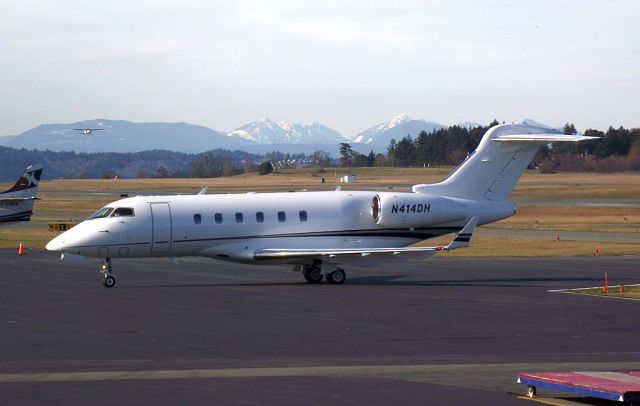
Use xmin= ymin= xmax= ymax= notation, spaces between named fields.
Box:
xmin=1 ymin=250 xmax=640 ymax=405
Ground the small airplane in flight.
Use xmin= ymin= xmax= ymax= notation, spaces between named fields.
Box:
xmin=46 ymin=124 xmax=597 ymax=287
xmin=0 ymin=165 xmax=43 ymax=223
xmin=73 ymin=128 xmax=104 ymax=135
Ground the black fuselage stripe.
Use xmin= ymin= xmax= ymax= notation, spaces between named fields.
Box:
xmin=171 ymin=229 xmax=455 ymax=244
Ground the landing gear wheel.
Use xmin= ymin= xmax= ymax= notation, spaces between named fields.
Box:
xmin=326 ymin=269 xmax=346 ymax=285
xmin=103 ymin=275 xmax=116 ymax=288
xmin=302 ymin=267 xmax=323 ymax=284
xmin=526 ymin=385 xmax=536 ymax=398
xmin=100 ymin=257 xmax=116 ymax=288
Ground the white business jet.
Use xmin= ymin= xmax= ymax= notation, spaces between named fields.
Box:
xmin=0 ymin=165 xmax=43 ymax=223
xmin=46 ymin=124 xmax=596 ymax=287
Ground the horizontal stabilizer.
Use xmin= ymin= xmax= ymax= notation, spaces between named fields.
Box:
xmin=253 ymin=217 xmax=479 ymax=261
xmin=493 ymin=133 xmax=599 ymax=143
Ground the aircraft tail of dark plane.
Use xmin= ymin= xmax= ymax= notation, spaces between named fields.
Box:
xmin=0 ymin=164 xmax=43 ymax=223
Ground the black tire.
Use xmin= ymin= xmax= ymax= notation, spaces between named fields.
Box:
xmin=302 ymin=267 xmax=323 ymax=284
xmin=103 ymin=275 xmax=116 ymax=288
xmin=326 ymin=269 xmax=346 ymax=285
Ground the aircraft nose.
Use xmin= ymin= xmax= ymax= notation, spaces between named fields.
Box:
xmin=46 ymin=234 xmax=65 ymax=252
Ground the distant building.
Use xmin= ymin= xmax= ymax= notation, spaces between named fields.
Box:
xmin=340 ymin=175 xmax=357 ymax=184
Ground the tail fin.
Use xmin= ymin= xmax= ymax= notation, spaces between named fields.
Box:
xmin=412 ymin=125 xmax=597 ymax=200
xmin=0 ymin=165 xmax=43 ymax=223
xmin=1 ymin=165 xmax=43 ymax=197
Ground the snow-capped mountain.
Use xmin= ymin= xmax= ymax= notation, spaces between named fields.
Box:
xmin=228 ymin=118 xmax=346 ymax=144
xmin=351 ymin=113 xmax=446 ymax=145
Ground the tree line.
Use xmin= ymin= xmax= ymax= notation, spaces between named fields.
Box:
xmin=354 ymin=121 xmax=640 ymax=172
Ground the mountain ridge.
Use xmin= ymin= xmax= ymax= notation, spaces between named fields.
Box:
xmin=1 ymin=116 xmax=547 ymax=154
xmin=1 ymin=119 xmax=253 ymax=154
xmin=228 ymin=118 xmax=346 ymax=144
xmin=350 ymin=113 xmax=447 ymax=146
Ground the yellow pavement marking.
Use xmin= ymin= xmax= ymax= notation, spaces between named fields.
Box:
xmin=2 ymin=361 xmax=640 ymax=385
xmin=3 ymin=365 xmax=424 ymax=383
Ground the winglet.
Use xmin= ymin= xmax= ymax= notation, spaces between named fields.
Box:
xmin=445 ymin=216 xmax=479 ymax=250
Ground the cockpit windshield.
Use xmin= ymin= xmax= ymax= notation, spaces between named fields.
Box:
xmin=87 ymin=207 xmax=114 ymax=220
xmin=111 ymin=207 xmax=134 ymax=217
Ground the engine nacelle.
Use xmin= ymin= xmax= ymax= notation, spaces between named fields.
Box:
xmin=371 ymin=193 xmax=467 ymax=227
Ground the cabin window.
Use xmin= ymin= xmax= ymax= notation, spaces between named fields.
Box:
xmin=256 ymin=212 xmax=264 ymax=223
xmin=111 ymin=207 xmax=134 ymax=217
xmin=299 ymin=210 xmax=307 ymax=222
xmin=278 ymin=211 xmax=286 ymax=222
xmin=193 ymin=214 xmax=202 ymax=225
xmin=214 ymin=213 xmax=223 ymax=224
xmin=235 ymin=212 xmax=244 ymax=223
xmin=87 ymin=207 xmax=114 ymax=220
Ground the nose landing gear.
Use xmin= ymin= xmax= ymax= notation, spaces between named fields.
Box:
xmin=100 ymin=257 xmax=116 ymax=288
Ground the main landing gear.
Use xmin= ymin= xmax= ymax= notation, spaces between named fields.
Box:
xmin=302 ymin=266 xmax=323 ymax=284
xmin=100 ymin=257 xmax=116 ymax=288
xmin=296 ymin=260 xmax=346 ymax=285
xmin=326 ymin=269 xmax=346 ymax=285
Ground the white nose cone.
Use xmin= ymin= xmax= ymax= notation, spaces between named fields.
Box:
xmin=46 ymin=234 xmax=65 ymax=252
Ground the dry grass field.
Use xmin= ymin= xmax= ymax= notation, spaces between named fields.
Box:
xmin=489 ymin=206 xmax=640 ymax=233
xmin=1 ymin=168 xmax=639 ymax=255
xmin=512 ymin=172 xmax=640 ymax=200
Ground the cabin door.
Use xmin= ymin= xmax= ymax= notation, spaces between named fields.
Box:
xmin=150 ymin=202 xmax=172 ymax=253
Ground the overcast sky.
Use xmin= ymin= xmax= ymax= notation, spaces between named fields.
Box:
xmin=0 ymin=0 xmax=638 ymax=136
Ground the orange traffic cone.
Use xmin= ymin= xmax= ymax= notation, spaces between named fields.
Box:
xmin=18 ymin=242 xmax=25 ymax=255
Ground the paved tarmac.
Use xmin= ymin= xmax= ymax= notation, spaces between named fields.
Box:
xmin=1 ymin=250 xmax=640 ymax=405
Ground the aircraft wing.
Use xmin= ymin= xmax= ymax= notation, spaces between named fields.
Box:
xmin=254 ymin=217 xmax=479 ymax=261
